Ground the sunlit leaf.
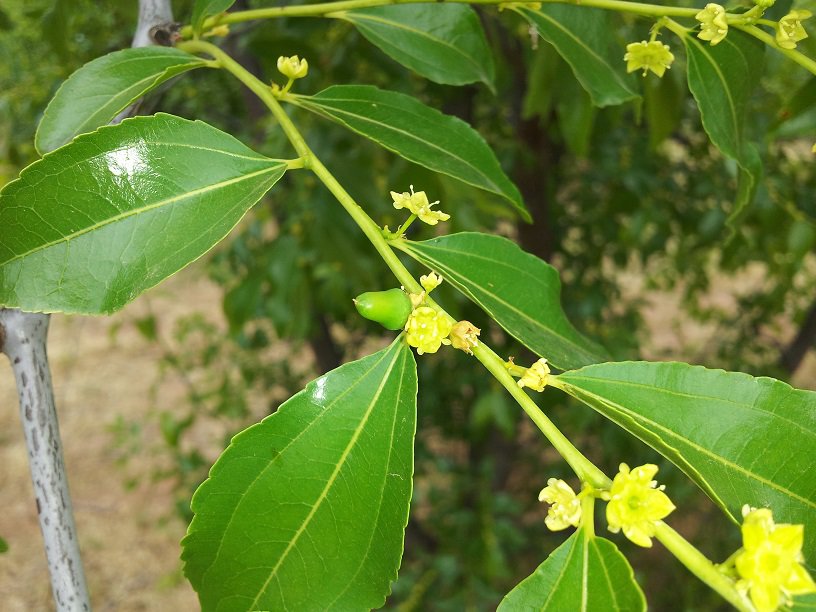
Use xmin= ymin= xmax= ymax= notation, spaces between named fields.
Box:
xmin=395 ymin=232 xmax=608 ymax=370
xmin=499 ymin=528 xmax=645 ymax=611
xmin=182 ymin=339 xmax=417 ymax=611
xmin=36 ymin=47 xmax=209 ymax=153
xmin=337 ymin=5 xmax=495 ymax=88
xmin=517 ymin=6 xmax=639 ymax=107
xmin=0 ymin=113 xmax=285 ymax=314
xmin=294 ymin=86 xmax=528 ymax=219
xmin=556 ymin=361 xmax=816 ymax=561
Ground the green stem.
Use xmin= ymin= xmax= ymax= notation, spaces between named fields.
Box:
xmin=580 ymin=494 xmax=596 ymax=537
xmin=471 ymin=342 xmax=611 ymax=490
xmin=653 ymin=522 xmax=754 ymax=612
xmin=188 ymin=0 xmax=697 ymax=33
xmin=734 ymin=24 xmax=816 ymax=77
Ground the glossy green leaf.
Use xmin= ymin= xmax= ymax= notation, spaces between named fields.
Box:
xmin=0 ymin=113 xmax=286 ymax=314
xmin=517 ymin=6 xmax=639 ymax=108
xmin=682 ymin=29 xmax=764 ymax=223
xmin=498 ymin=528 xmax=645 ymax=611
xmin=294 ymin=85 xmax=528 ymax=220
xmin=182 ymin=339 xmax=417 ymax=611
xmin=35 ymin=47 xmax=209 ymax=154
xmin=336 ymin=5 xmax=495 ymax=88
xmin=394 ymin=232 xmax=608 ymax=370
xmin=191 ymin=0 xmax=235 ymax=35
xmin=556 ymin=362 xmax=816 ymax=561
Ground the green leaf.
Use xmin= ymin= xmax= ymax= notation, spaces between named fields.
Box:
xmin=294 ymin=85 xmax=528 ymax=220
xmin=336 ymin=5 xmax=495 ymax=89
xmin=556 ymin=362 xmax=816 ymax=561
xmin=191 ymin=0 xmax=235 ymax=35
xmin=0 ymin=113 xmax=286 ymax=314
xmin=682 ymin=29 xmax=764 ymax=224
xmin=36 ymin=47 xmax=209 ymax=154
xmin=644 ymin=69 xmax=683 ymax=149
xmin=771 ymin=76 xmax=816 ymax=130
xmin=0 ymin=536 xmax=8 ymax=554
xmin=788 ymin=592 xmax=816 ymax=611
xmin=517 ymin=6 xmax=639 ymax=108
xmin=498 ymin=528 xmax=645 ymax=611
xmin=394 ymin=232 xmax=608 ymax=370
xmin=182 ymin=339 xmax=417 ymax=611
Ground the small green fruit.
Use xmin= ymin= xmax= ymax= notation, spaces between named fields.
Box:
xmin=354 ymin=288 xmax=412 ymax=331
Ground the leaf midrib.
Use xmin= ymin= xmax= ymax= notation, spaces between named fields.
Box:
xmin=401 ymin=242 xmax=600 ymax=361
xmin=299 ymin=96 xmax=508 ymax=197
xmin=1 ymin=164 xmax=281 ymax=266
xmin=563 ymin=380 xmax=816 ymax=511
xmin=249 ymin=342 xmax=404 ymax=608
xmin=345 ymin=12 xmax=487 ymax=79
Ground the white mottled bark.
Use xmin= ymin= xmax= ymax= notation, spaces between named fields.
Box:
xmin=0 ymin=311 xmax=89 ymax=611
xmin=0 ymin=1 xmax=175 ymax=610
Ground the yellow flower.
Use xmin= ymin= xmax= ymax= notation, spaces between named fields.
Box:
xmin=404 ymin=306 xmax=452 ymax=355
xmin=538 ymin=478 xmax=582 ymax=531
xmin=777 ymin=10 xmax=812 ymax=49
xmin=420 ymin=272 xmax=442 ymax=293
xmin=390 ymin=185 xmax=450 ymax=226
xmin=277 ymin=55 xmax=309 ymax=79
xmin=449 ymin=320 xmax=481 ymax=355
xmin=696 ymin=4 xmax=729 ymax=45
xmin=517 ymin=358 xmax=550 ymax=392
xmin=605 ymin=463 xmax=675 ymax=547
xmin=733 ymin=506 xmax=816 ymax=612
xmin=623 ymin=41 xmax=675 ymax=77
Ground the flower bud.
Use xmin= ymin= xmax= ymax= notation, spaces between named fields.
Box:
xmin=277 ymin=55 xmax=309 ymax=80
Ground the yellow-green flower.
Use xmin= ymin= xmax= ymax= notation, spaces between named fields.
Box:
xmin=391 ymin=186 xmax=450 ymax=225
xmin=733 ymin=506 xmax=816 ymax=612
xmin=404 ymin=306 xmax=452 ymax=355
xmin=538 ymin=478 xmax=582 ymax=531
xmin=776 ymin=10 xmax=812 ymax=49
xmin=517 ymin=358 xmax=550 ymax=392
xmin=696 ymin=4 xmax=729 ymax=45
xmin=277 ymin=55 xmax=309 ymax=79
xmin=420 ymin=272 xmax=442 ymax=293
xmin=624 ymin=41 xmax=675 ymax=77
xmin=605 ymin=463 xmax=675 ymax=547
xmin=449 ymin=320 xmax=480 ymax=355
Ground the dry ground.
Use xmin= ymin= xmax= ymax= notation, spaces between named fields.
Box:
xmin=1 ymin=261 xmax=813 ymax=610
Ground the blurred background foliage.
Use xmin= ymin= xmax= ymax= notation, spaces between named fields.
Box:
xmin=2 ymin=0 xmax=816 ymax=609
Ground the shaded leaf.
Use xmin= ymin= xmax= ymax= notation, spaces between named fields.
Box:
xmin=517 ymin=6 xmax=639 ymax=107
xmin=36 ymin=47 xmax=209 ymax=154
xmin=337 ymin=5 xmax=495 ymax=88
xmin=191 ymin=0 xmax=235 ymax=35
xmin=182 ymin=339 xmax=417 ymax=611
xmin=556 ymin=361 xmax=816 ymax=561
xmin=394 ymin=232 xmax=608 ymax=370
xmin=294 ymin=85 xmax=528 ymax=220
xmin=0 ymin=113 xmax=285 ymax=314
xmin=498 ymin=529 xmax=645 ymax=611
xmin=682 ymin=29 xmax=764 ymax=223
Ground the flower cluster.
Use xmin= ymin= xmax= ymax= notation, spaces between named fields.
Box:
xmin=732 ymin=506 xmax=816 ymax=612
xmin=776 ymin=10 xmax=812 ymax=49
xmin=517 ymin=358 xmax=550 ymax=392
xmin=391 ymin=186 xmax=450 ymax=225
xmin=604 ymin=463 xmax=675 ymax=547
xmin=539 ymin=479 xmax=583 ymax=531
xmin=623 ymin=41 xmax=675 ymax=77
xmin=696 ymin=4 xmax=729 ymax=45
xmin=404 ymin=306 xmax=452 ymax=355
xmin=277 ymin=55 xmax=309 ymax=80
